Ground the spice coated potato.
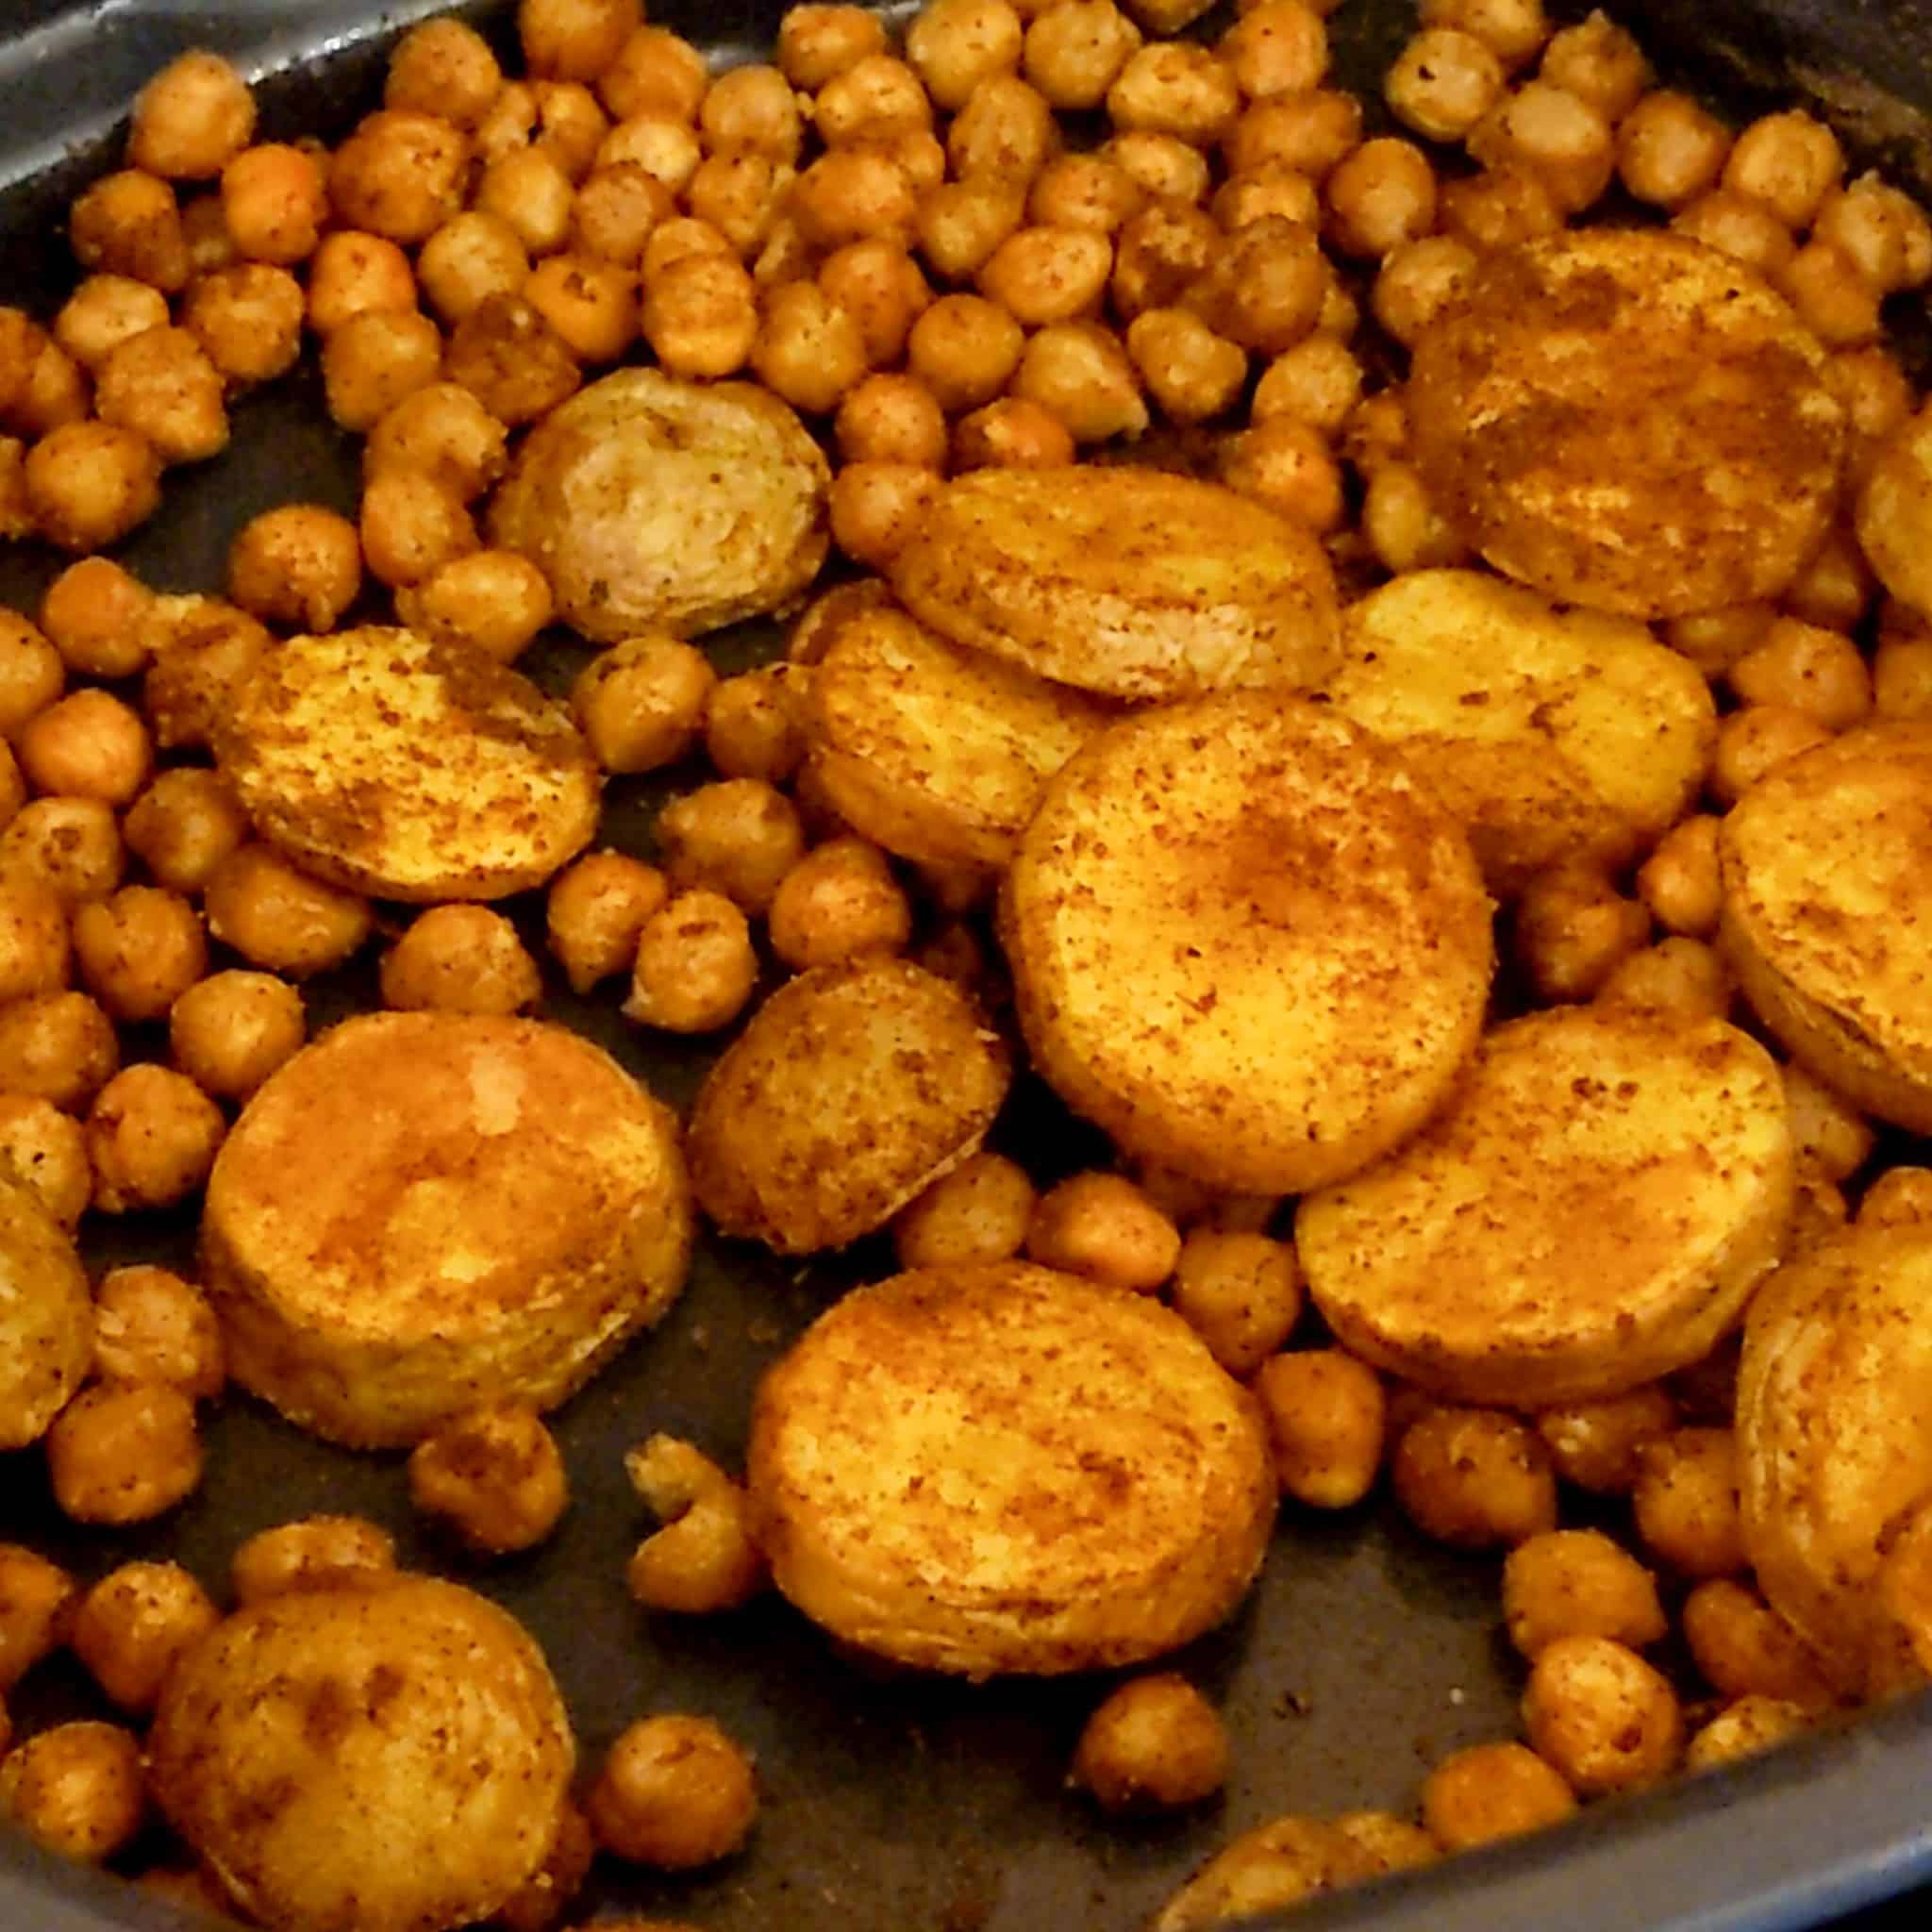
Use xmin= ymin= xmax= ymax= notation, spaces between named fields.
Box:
xmin=688 ymin=957 xmax=1010 ymax=1255
xmin=1298 ymin=1005 xmax=1793 ymax=1408
xmin=1718 ymin=723 xmax=1932 ymax=1133
xmin=1326 ymin=569 xmax=1718 ymax=893
xmin=489 ymin=366 xmax=829 ymax=641
xmin=803 ymin=602 xmax=1110 ymax=870
xmin=212 ymin=625 xmax=601 ymax=902
xmin=1001 ymin=691 xmax=1493 ymax=1194
xmin=1408 ymin=229 xmax=1845 ymax=617
xmin=148 ymin=1574 xmax=574 ymax=1932
xmin=0 ymin=1175 xmax=92 ymax=1451
xmin=887 ymin=464 xmax=1342 ymax=700
xmin=747 ymin=1261 xmax=1275 ymax=1676
xmin=201 ymin=1012 xmax=691 ymax=1447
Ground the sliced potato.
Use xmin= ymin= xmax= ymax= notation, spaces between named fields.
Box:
xmin=149 ymin=1574 xmax=574 ymax=1932
xmin=202 ymin=1012 xmax=692 ymax=1448
xmin=688 ymin=957 xmax=1009 ymax=1255
xmin=1855 ymin=402 xmax=1932 ymax=619
xmin=1738 ymin=1220 xmax=1932 ymax=1695
xmin=1328 ymin=570 xmax=1717 ymax=892
xmin=1155 ymin=1810 xmax=1432 ymax=1932
xmin=746 ymin=1261 xmax=1275 ymax=1677
xmin=489 ymin=366 xmax=829 ymax=641
xmin=0 ymin=1177 xmax=91 ymax=1451
xmin=804 ymin=605 xmax=1111 ymax=870
xmin=1409 ymin=230 xmax=1844 ymax=618
xmin=887 ymin=465 xmax=1342 ymax=700
xmin=1001 ymin=691 xmax=1493 ymax=1194
xmin=1299 ymin=1005 xmax=1793 ymax=1407
xmin=1719 ymin=723 xmax=1932 ymax=1134
xmin=213 ymin=626 xmax=600 ymax=902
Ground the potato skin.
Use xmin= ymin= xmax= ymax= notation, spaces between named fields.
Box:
xmin=489 ymin=367 xmax=829 ymax=641
xmin=0 ymin=1177 xmax=91 ymax=1450
xmin=148 ymin=1574 xmax=574 ymax=1932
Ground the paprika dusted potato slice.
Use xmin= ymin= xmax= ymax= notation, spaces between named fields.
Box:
xmin=0 ymin=1176 xmax=91 ymax=1451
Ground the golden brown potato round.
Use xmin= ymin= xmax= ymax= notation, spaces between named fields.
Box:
xmin=149 ymin=1574 xmax=575 ymax=1932
xmin=1003 ymin=692 xmax=1492 ymax=1194
xmin=1299 ymin=1005 xmax=1792 ymax=1407
xmin=748 ymin=1261 xmax=1275 ymax=1675
xmin=1408 ymin=229 xmax=1845 ymax=618
xmin=202 ymin=1011 xmax=691 ymax=1446
xmin=490 ymin=366 xmax=829 ymax=641
xmin=0 ymin=1176 xmax=91 ymax=1451
xmin=688 ymin=957 xmax=1009 ymax=1255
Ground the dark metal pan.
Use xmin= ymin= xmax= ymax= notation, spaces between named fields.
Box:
xmin=0 ymin=3 xmax=1928 ymax=1929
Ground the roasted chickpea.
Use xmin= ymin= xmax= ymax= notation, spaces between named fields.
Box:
xmin=1723 ymin=108 xmax=1842 ymax=229
xmin=0 ymin=439 xmax=28 ymax=542
xmin=976 ymin=224 xmax=1113 ymax=327
xmin=947 ymin=74 xmax=1059 ymax=186
xmin=380 ymin=905 xmax=542 ymax=1015
xmin=1213 ymin=162 xmax=1322 ymax=232
xmin=1671 ymin=189 xmax=1798 ymax=275
xmin=1726 ymin=617 xmax=1870 ymax=730
xmin=0 ymin=991 xmax=119 ymax=1112
xmin=23 ymin=421 xmax=162 ymax=553
xmin=587 ymin=1715 xmax=758 ymax=1869
xmin=478 ymin=145 xmax=580 ymax=258
xmin=952 ymin=393 xmax=1076 ymax=470
xmin=812 ymin=240 xmax=929 ymax=367
xmin=1686 ymin=1695 xmax=1815 ymax=1772
xmin=1221 ymin=416 xmax=1345 ymax=532
xmin=220 ymin=142 xmax=326 ymax=266
xmin=1419 ymin=0 xmax=1550 ymax=67
xmin=1252 ymin=333 xmax=1362 ymax=436
xmin=1385 ymin=28 xmax=1505 ymax=141
xmin=1325 ymin=137 xmax=1438 ymax=258
xmin=573 ymin=162 xmax=675 ymax=269
xmin=1223 ymin=0 xmax=1329 ymax=98
xmin=86 ymin=1062 xmax=225 ymax=1213
xmin=329 ymin=109 xmax=471 ymax=245
xmin=1680 ymin=1577 xmax=1838 ymax=1709
xmin=0 ymin=1721 xmax=146 ymax=1863
xmin=1072 ymin=1674 xmax=1227 ymax=1811
xmin=1815 ymin=174 xmax=1932 ymax=294
xmin=0 ymin=878 xmax=67 ymax=1008
xmin=92 ymin=1264 xmax=223 ymax=1398
xmin=1860 ymin=1165 xmax=1932 ymax=1229
xmin=1710 ymin=704 xmax=1834 ymax=806
xmin=906 ymin=0 xmax=1024 ymax=110
xmin=1523 ymin=1635 xmax=1683 ymax=1797
xmin=624 ymin=1434 xmax=765 ymax=1616
xmin=444 ymin=291 xmax=583 ymax=426
xmin=177 ymin=192 xmax=238 ymax=276
xmin=1422 ymin=1741 xmax=1576 ymax=1851
xmin=1106 ymin=42 xmax=1240 ymax=147
xmin=891 ymin=1149 xmax=1035 ymax=1271
xmin=641 ymin=250 xmax=758 ymax=378
xmin=1874 ymin=628 xmax=1932 ymax=721
xmin=419 ymin=210 xmax=533 ymax=325
xmin=518 ymin=0 xmax=641 ymax=80
xmin=1513 ymin=863 xmax=1651 ymax=1002
xmin=70 ymin=887 xmax=205 ymax=1025
xmin=1471 ymin=80 xmax=1616 ymax=214
xmin=359 ymin=467 xmax=478 ymax=590
xmin=702 ymin=667 xmax=807 ymax=786
xmin=833 ymin=372 xmax=948 ymax=469
xmin=307 ymin=231 xmax=417 ymax=337
xmin=1630 ymin=1427 xmax=1744 ymax=1579
xmin=497 ymin=1802 xmax=595 ymax=1932
xmin=396 ymin=548 xmax=555 ymax=663
xmin=1024 ymin=1170 xmax=1180 ymax=1292
xmin=386 ymin=16 xmax=503 ymax=126
xmin=683 ymin=151 xmax=788 ymax=259
xmin=545 ymin=852 xmax=669 ymax=996
xmin=1501 ymin=1528 xmax=1667 ymax=1659
xmin=71 ymin=1561 xmax=219 ymax=1716
xmin=0 ymin=1546 xmax=77 ymax=1690
xmin=1393 ymin=1405 xmax=1557 ymax=1548
xmin=121 ymin=769 xmax=246 ymax=898
xmin=1164 ymin=1229 xmax=1301 ymax=1375
xmin=655 ymin=779 xmax=805 ymax=917
xmin=599 ymin=25 xmax=708 ymax=123
xmin=1782 ymin=525 xmax=1874 ymax=634
xmin=1126 ymin=308 xmax=1246 ymax=425
xmin=1253 ymin=1348 xmax=1385 ymax=1507
xmin=0 ymin=612 xmax=65 ymax=737
xmin=128 ymin=50 xmax=256 ymax=180
xmin=0 ymin=1094 xmax=89 ymax=1228
xmin=1780 ymin=240 xmax=1883 ymax=349
xmin=1011 ymin=319 xmax=1148 ymax=442
xmin=203 ymin=843 xmax=374 ymax=978
xmin=165 ymin=969 xmax=302 ymax=1102
xmin=903 ymin=292 xmax=1024 ymax=414
xmin=321 ymin=307 xmax=443 ymax=433
xmin=777 ymin=5 xmax=887 ymax=91
xmin=230 ymin=1514 xmax=397 ymax=1603
xmin=225 ymin=502 xmax=361 ymax=632
xmin=180 ymin=261 xmax=305 ymax=385
xmin=1225 ymin=89 xmax=1363 ymax=178
xmin=624 ymin=889 xmax=758 ymax=1033
xmin=363 ymin=385 xmax=508 ymax=503
xmin=409 ymin=1401 xmax=568 ymax=1555
xmin=142 ymin=594 xmax=274 ymax=746
xmin=751 ymin=282 xmax=869 ymax=414
xmin=763 ymin=835 xmax=908 ymax=970
xmin=46 ymin=1382 xmax=202 ymax=1524
xmin=700 ymin=62 xmax=805 ymax=162
xmin=16 ymin=690 xmax=150 ymax=808
xmin=53 ymin=275 xmax=170 ymax=373
xmin=1373 ymin=233 xmax=1477 ymax=350
xmin=573 ymin=636 xmax=715 ymax=773
xmin=1439 ymin=163 xmax=1563 ymax=250
xmin=1614 ymin=87 xmax=1729 ymax=208
xmin=0 ymin=799 xmax=125 ymax=907
xmin=915 ymin=181 xmax=1026 ymax=283
xmin=69 ymin=169 xmax=190 ymax=291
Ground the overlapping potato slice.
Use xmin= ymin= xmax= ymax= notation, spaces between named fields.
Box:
xmin=0 ymin=1177 xmax=91 ymax=1451
xmin=1408 ymin=230 xmax=1845 ymax=618
xmin=1001 ymin=691 xmax=1492 ymax=1194
xmin=803 ymin=604 xmax=1111 ymax=870
xmin=1719 ymin=723 xmax=1932 ymax=1134
xmin=1738 ymin=1220 xmax=1932 ymax=1695
xmin=1325 ymin=570 xmax=1716 ymax=892
xmin=1156 ymin=1811 xmax=1436 ymax=1932
xmin=688 ymin=957 xmax=1010 ymax=1255
xmin=212 ymin=625 xmax=600 ymax=902
xmin=746 ymin=1261 xmax=1276 ymax=1678
xmin=887 ymin=465 xmax=1342 ymax=700
xmin=202 ymin=1012 xmax=692 ymax=1447
xmin=1855 ymin=403 xmax=1932 ymax=618
xmin=1298 ymin=1005 xmax=1793 ymax=1408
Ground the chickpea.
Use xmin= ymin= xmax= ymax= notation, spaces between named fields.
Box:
xmin=47 ymin=1381 xmax=203 ymax=1524
xmin=407 ymin=1400 xmax=568 ymax=1555
xmin=1593 ymin=933 xmax=1728 ymax=1024
xmin=777 ymin=5 xmax=887 ymax=91
xmin=0 ymin=991 xmax=119 ymax=1113
xmin=624 ymin=889 xmax=758 ymax=1033
xmin=363 ymin=389 xmax=507 ymax=504
xmin=587 ymin=1715 xmax=758 ymax=1869
xmin=0 ymin=440 xmax=27 ymax=543
xmin=178 ymin=192 xmax=238 ymax=275
xmin=977 ymin=225 xmax=1112 ymax=328
xmin=128 ymin=49 xmax=256 ymax=179
xmin=0 ymin=1094 xmax=88 ymax=1228
xmin=384 ymin=19 xmax=501 ymax=127
xmin=320 ymin=307 xmax=442 ymax=434
xmin=1421 ymin=1741 xmax=1576 ymax=1851
xmin=1024 ymin=1170 xmax=1180 ymax=1292
xmin=1614 ymin=88 xmax=1730 ymax=208
xmin=1419 ymin=0 xmax=1549 ymax=67
xmin=1222 ymin=414 xmax=1344 ymax=532
xmin=1164 ymin=1229 xmax=1301 ymax=1374
xmin=1020 ymin=0 xmax=1141 ymax=112
xmin=1671 ymin=189 xmax=1798 ymax=276
xmin=220 ymin=142 xmax=326 ymax=266
xmin=69 ymin=169 xmax=190 ymax=291
xmin=641 ymin=215 xmax=736 ymax=281
xmin=0 ymin=880 xmax=69 ymax=1006
xmin=1251 ymin=334 xmax=1361 ymax=439
xmin=1010 ymin=321 xmax=1144 ymax=443
xmin=1523 ymin=1635 xmax=1683 ymax=1797
xmin=1470 ymin=80 xmax=1616 ymax=215
xmin=1222 ymin=0 xmax=1328 ymax=97
xmin=1629 ymin=1426 xmax=1744 ymax=1579
xmin=1226 ymin=89 xmax=1363 ymax=178
xmin=419 ymin=210 xmax=533 ymax=325
xmin=1780 ymin=240 xmax=1883 ymax=349
xmin=947 ymin=74 xmax=1059 ymax=187
xmin=16 ymin=690 xmax=149 ymax=809
xmin=143 ymin=598 xmax=269 ymax=757
xmin=1107 ymin=42 xmax=1240 ymax=147
xmin=1252 ymin=1349 xmax=1385 ymax=1507
xmin=23 ymin=421 xmax=162 ymax=554
xmin=953 ymin=394 xmax=1076 ymax=472
xmin=625 ymin=1435 xmax=766 ymax=1614
xmin=1782 ymin=525 xmax=1874 ymax=634
xmin=71 ymin=1561 xmax=219 ymax=1716
xmin=395 ymin=548 xmax=555 ymax=664
xmin=1325 ymin=137 xmax=1438 ymax=259
xmin=519 ymin=0 xmax=641 ymax=80
xmin=53 ymin=275 xmax=170 ymax=373
xmin=70 ymin=886 xmax=205 ymax=1025
xmin=225 ymin=502 xmax=360 ymax=632
xmin=0 ymin=612 xmax=63 ymax=736
xmin=1392 ymin=1404 xmax=1557 ymax=1548
xmin=0 ymin=1721 xmax=146 ymax=1863
xmin=814 ymin=54 xmax=931 ymax=148
xmin=752 ymin=283 xmax=869 ymax=414
xmin=475 ymin=146 xmax=577 ymax=258
xmin=1874 ymin=629 xmax=1932 ymax=721
xmin=891 ymin=1149 xmax=1035 ymax=1271
xmin=816 ymin=240 xmax=931 ymax=367
xmin=1501 ymin=1527 xmax=1667 ymax=1659
xmin=92 ymin=1263 xmax=224 ymax=1398
xmin=1679 ymin=1576 xmax=1838 ymax=1710
xmin=766 ymin=835 xmax=908 ymax=967
xmin=497 ymin=1802 xmax=595 ymax=1932
xmin=444 ymin=291 xmax=583 ymax=426
xmin=203 ymin=843 xmax=374 ymax=978
xmin=573 ymin=636 xmax=714 ymax=774
xmin=534 ymin=80 xmax=619 ymax=182
xmin=1212 ymin=163 xmax=1321 ymax=232
xmin=655 ymin=779 xmax=806 ymax=917
xmin=599 ymin=26 xmax=708 ymax=123
xmin=8 ymin=336 xmax=89 ymax=441
xmin=831 ymin=460 xmax=941 ymax=568
xmin=1711 ymin=704 xmax=1834 ymax=806
xmin=231 ymin=1515 xmax=397 ymax=1604
xmin=379 ymin=905 xmax=542 ymax=1016
xmin=1513 ymin=863 xmax=1650 ymax=1002
xmin=701 ymin=669 xmax=806 ymax=787
xmin=915 ymin=181 xmax=1025 ymax=284
xmin=1722 ymin=108 xmax=1843 ymax=229
xmin=834 ymin=373 xmax=947 ymax=469
xmin=179 ymin=261 xmax=304 ymax=386
xmin=1028 ymin=157 xmax=1141 ymax=242
xmin=1724 ymin=618 xmax=1869 ymax=733
xmin=1100 ymin=131 xmax=1208 ymax=208
xmin=573 ymin=163 xmax=674 ymax=269
xmin=0 ymin=799 xmax=124 ymax=907
xmin=682 ymin=152 xmax=786 ymax=259
xmin=306 ymin=231 xmax=417 ymax=337
xmin=1125 ymin=308 xmax=1245 ymax=425
xmin=1815 ymin=174 xmax=1932 ymax=294
xmin=1685 ymin=1695 xmax=1815 ymax=1772
xmin=641 ymin=251 xmax=758 ymax=379
xmin=540 ymin=854 xmax=665 ymax=999
xmin=1385 ymin=28 xmax=1505 ymax=141
xmin=121 ymin=770 xmax=245 ymax=898
xmin=359 ymin=468 xmax=478 ymax=590
xmin=1664 ymin=599 xmax=1774 ymax=678
xmin=1630 ymin=814 xmax=1720 ymax=941
xmin=698 ymin=62 xmax=804 ymax=164
xmin=86 ymin=1063 xmax=225 ymax=1212
xmin=1861 ymin=1165 xmax=1932 ymax=1229
xmin=903 ymin=0 xmax=1021 ymax=109
xmin=1439 ymin=163 xmax=1563 ymax=251
xmin=329 ymin=109 xmax=470 ymax=246
xmin=0 ymin=741 xmax=25 ymax=837
xmin=904 ymin=292 xmax=1024 ymax=413
xmin=1070 ymin=1674 xmax=1227 ymax=1811
xmin=164 ymin=970 xmax=301 ymax=1104
xmin=0 ymin=1546 xmax=76 ymax=1690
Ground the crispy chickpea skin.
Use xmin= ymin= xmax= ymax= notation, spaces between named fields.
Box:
xmin=92 ymin=1264 xmax=223 ymax=1398
xmin=623 ymin=889 xmax=758 ymax=1034
xmin=625 ymin=1434 xmax=766 ymax=1613
xmin=1421 ymin=1741 xmax=1577 ymax=1851
xmin=0 ymin=1544 xmax=77 ymax=1690
xmin=0 ymin=1094 xmax=91 ymax=1229
xmin=128 ymin=50 xmax=257 ymax=179
xmin=72 ymin=886 xmax=206 ymax=1024
xmin=0 ymin=1721 xmax=146 ymax=1863
xmin=545 ymin=851 xmax=670 ymax=996
xmin=123 ymin=768 xmax=250 ymax=895
xmin=1071 ymin=1674 xmax=1229 ymax=1810
xmin=380 ymin=905 xmax=542 ymax=1016
xmin=1501 ymin=1528 xmax=1667 ymax=1658
xmin=94 ymin=325 xmax=228 ymax=464
xmin=71 ymin=1560 xmax=220 ymax=1716
xmin=408 ymin=1401 xmax=569 ymax=1555
xmin=229 ymin=1515 xmax=397 ymax=1604
xmin=359 ymin=467 xmax=478 ymax=589
xmin=1392 ymin=1405 xmax=1557 ymax=1549
xmin=1522 ymin=1635 xmax=1684 ymax=1798
xmin=53 ymin=275 xmax=170 ymax=373
xmin=420 ymin=209 xmax=533 ymax=324
xmin=387 ymin=16 xmax=503 ymax=125
xmin=1254 ymin=1348 xmax=1386 ymax=1507
xmin=86 ymin=1062 xmax=225 ymax=1212
xmin=704 ymin=665 xmax=807 ymax=784
xmin=329 ymin=110 xmax=471 ymax=245
xmin=573 ymin=635 xmax=716 ymax=773
xmin=364 ymin=381 xmax=509 ymax=499
xmin=168 ymin=969 xmax=306 ymax=1103
xmin=226 ymin=502 xmax=362 ymax=632
xmin=587 ymin=1715 xmax=758 ymax=1870
xmin=1024 ymin=1171 xmax=1181 ymax=1291
xmin=181 ymin=261 xmax=305 ymax=386
xmin=46 ymin=1382 xmax=203 ymax=1524
xmin=203 ymin=844 xmax=375 ymax=978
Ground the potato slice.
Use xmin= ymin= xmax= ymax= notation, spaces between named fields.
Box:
xmin=202 ymin=1012 xmax=692 ymax=1447
xmin=1719 ymin=723 xmax=1932 ymax=1133
xmin=149 ymin=1574 xmax=574 ymax=1932
xmin=1328 ymin=570 xmax=1717 ymax=892
xmin=688 ymin=957 xmax=1009 ymax=1255
xmin=489 ymin=366 xmax=829 ymax=641
xmin=746 ymin=1261 xmax=1275 ymax=1677
xmin=1298 ymin=1005 xmax=1793 ymax=1408
xmin=213 ymin=625 xmax=599 ymax=902
xmin=1156 ymin=1812 xmax=1433 ymax=1932
xmin=0 ymin=1177 xmax=90 ymax=1451
xmin=804 ymin=605 xmax=1110 ymax=870
xmin=1738 ymin=1221 xmax=1932 ymax=1695
xmin=1000 ymin=691 xmax=1492 ymax=1194
xmin=887 ymin=465 xmax=1342 ymax=700
xmin=1408 ymin=230 xmax=1844 ymax=618
xmin=1855 ymin=403 xmax=1932 ymax=619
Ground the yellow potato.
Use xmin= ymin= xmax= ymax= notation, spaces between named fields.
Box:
xmin=1719 ymin=723 xmax=1932 ymax=1134
xmin=1299 ymin=1005 xmax=1793 ymax=1407
xmin=0 ymin=1177 xmax=91 ymax=1451
xmin=489 ymin=366 xmax=829 ymax=641
xmin=746 ymin=1261 xmax=1275 ymax=1676
xmin=1156 ymin=1810 xmax=1433 ymax=1932
xmin=804 ymin=604 xmax=1111 ymax=870
xmin=202 ymin=1012 xmax=692 ymax=1447
xmin=1328 ymin=569 xmax=1718 ymax=893
xmin=1000 ymin=691 xmax=1492 ymax=1194
xmin=688 ymin=957 xmax=1010 ymax=1255
xmin=1855 ymin=402 xmax=1932 ymax=619
xmin=148 ymin=1574 xmax=574 ymax=1932
xmin=887 ymin=465 xmax=1342 ymax=700
xmin=213 ymin=625 xmax=599 ymax=902
xmin=1408 ymin=230 xmax=1845 ymax=618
